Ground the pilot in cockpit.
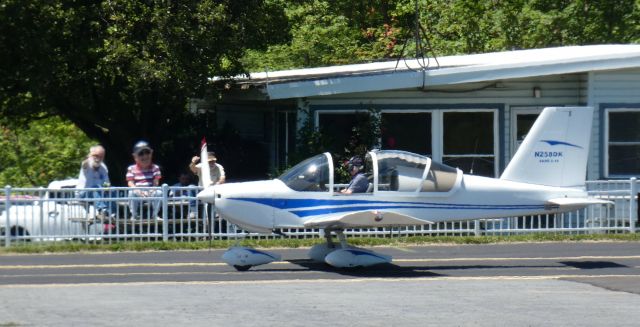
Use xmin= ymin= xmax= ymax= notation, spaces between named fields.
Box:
xmin=340 ymin=156 xmax=369 ymax=194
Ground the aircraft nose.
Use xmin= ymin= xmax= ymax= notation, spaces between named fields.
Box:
xmin=197 ymin=187 xmax=216 ymax=204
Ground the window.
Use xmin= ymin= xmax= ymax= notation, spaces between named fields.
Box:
xmin=317 ymin=111 xmax=372 ymax=154
xmin=442 ymin=111 xmax=496 ymax=177
xmin=316 ymin=108 xmax=498 ymax=177
xmin=606 ymin=109 xmax=640 ymax=177
xmin=381 ymin=112 xmax=432 ymax=155
xmin=510 ymin=107 xmax=543 ymax=161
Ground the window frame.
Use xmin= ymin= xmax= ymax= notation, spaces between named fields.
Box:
xmin=379 ymin=109 xmax=434 ymax=156
xmin=509 ymin=107 xmax=543 ymax=159
xmin=604 ymin=108 xmax=640 ymax=178
xmin=315 ymin=108 xmax=499 ymax=177
xmin=439 ymin=109 xmax=499 ymax=177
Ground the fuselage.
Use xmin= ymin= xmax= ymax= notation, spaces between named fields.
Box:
xmin=200 ymin=174 xmax=586 ymax=233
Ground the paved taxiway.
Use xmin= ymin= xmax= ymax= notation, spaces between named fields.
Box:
xmin=1 ymin=242 xmax=639 ymax=326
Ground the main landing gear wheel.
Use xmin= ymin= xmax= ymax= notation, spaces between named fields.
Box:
xmin=309 ymin=229 xmax=392 ymax=268
xmin=233 ymin=265 xmax=252 ymax=271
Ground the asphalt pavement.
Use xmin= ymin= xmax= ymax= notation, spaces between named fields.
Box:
xmin=0 ymin=242 xmax=639 ymax=326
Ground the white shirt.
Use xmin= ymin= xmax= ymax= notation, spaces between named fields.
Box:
xmin=77 ymin=162 xmax=110 ymax=188
xmin=195 ymin=162 xmax=225 ymax=186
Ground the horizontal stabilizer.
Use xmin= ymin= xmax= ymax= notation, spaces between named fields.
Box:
xmin=546 ymin=197 xmax=613 ymax=211
xmin=304 ymin=210 xmax=433 ymax=229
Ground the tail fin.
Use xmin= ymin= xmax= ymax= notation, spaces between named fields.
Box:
xmin=500 ymin=107 xmax=593 ymax=188
xmin=200 ymin=138 xmax=212 ymax=187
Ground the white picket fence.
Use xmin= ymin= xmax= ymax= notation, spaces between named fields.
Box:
xmin=1 ymin=178 xmax=638 ymax=247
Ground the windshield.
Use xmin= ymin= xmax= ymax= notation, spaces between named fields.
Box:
xmin=278 ymin=154 xmax=330 ymax=192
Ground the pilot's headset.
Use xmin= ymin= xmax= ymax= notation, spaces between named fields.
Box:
xmin=347 ymin=156 xmax=364 ymax=172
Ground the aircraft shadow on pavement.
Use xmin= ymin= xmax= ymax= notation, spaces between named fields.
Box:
xmin=284 ymin=259 xmax=442 ymax=278
xmin=276 ymin=260 xmax=603 ymax=278
xmin=559 ymin=261 xmax=628 ymax=269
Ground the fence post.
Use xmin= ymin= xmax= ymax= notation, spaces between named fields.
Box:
xmin=474 ymin=219 xmax=481 ymax=236
xmin=162 ymin=184 xmax=169 ymax=241
xmin=4 ymin=186 xmax=11 ymax=248
xmin=630 ymin=177 xmax=637 ymax=233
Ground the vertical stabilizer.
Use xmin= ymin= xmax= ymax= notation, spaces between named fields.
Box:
xmin=200 ymin=138 xmax=212 ymax=187
xmin=500 ymin=107 xmax=593 ymax=188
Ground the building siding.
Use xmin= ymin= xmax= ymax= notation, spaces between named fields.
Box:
xmin=591 ymin=68 xmax=640 ymax=179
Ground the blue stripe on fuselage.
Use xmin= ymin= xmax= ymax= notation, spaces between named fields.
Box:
xmin=228 ymin=197 xmax=546 ymax=218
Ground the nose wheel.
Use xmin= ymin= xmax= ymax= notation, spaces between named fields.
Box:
xmin=222 ymin=246 xmax=281 ymax=271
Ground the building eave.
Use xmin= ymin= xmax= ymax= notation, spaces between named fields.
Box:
xmin=220 ymin=44 xmax=640 ymax=100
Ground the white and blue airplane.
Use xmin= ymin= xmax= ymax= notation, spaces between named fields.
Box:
xmin=198 ymin=106 xmax=608 ymax=270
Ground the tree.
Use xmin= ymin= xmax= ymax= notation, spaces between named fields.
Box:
xmin=242 ymin=0 xmax=640 ymax=72
xmin=0 ymin=117 xmax=94 ymax=187
xmin=0 ymin=0 xmax=289 ymax=185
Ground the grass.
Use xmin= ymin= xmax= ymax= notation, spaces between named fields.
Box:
xmin=1 ymin=233 xmax=639 ymax=254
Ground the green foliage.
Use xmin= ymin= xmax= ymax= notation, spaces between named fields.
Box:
xmin=0 ymin=0 xmax=290 ymax=184
xmin=243 ymin=0 xmax=640 ymax=70
xmin=291 ymin=107 xmax=381 ymax=183
xmin=0 ymin=116 xmax=94 ymax=187
xmin=2 ymin=233 xmax=640 ymax=254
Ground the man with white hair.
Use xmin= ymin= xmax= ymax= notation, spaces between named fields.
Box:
xmin=77 ymin=144 xmax=112 ymax=218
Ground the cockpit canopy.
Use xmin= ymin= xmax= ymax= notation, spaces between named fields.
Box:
xmin=278 ymin=154 xmax=331 ymax=192
xmin=278 ymin=150 xmax=461 ymax=194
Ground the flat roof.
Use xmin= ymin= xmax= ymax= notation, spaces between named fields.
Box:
xmin=225 ymin=44 xmax=640 ymax=100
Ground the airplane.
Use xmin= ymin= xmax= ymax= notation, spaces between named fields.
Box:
xmin=197 ymin=106 xmax=609 ymax=271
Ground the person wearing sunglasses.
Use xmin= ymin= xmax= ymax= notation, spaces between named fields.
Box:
xmin=126 ymin=140 xmax=162 ymax=220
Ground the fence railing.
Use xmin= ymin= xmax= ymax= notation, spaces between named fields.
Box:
xmin=1 ymin=178 xmax=638 ymax=247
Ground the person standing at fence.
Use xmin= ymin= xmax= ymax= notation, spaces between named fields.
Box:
xmin=189 ymin=151 xmax=226 ymax=186
xmin=126 ymin=140 xmax=162 ymax=219
xmin=77 ymin=145 xmax=114 ymax=219
xmin=171 ymin=171 xmax=198 ymax=218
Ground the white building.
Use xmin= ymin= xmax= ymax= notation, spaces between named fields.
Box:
xmin=213 ymin=44 xmax=640 ymax=180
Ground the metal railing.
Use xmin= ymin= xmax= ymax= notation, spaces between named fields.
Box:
xmin=1 ymin=178 xmax=638 ymax=247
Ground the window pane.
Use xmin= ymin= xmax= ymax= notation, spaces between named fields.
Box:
xmin=516 ymin=114 xmax=539 ymax=142
xmin=443 ymin=156 xmax=495 ymax=177
xmin=443 ymin=112 xmax=494 ymax=154
xmin=609 ymin=145 xmax=640 ymax=175
xmin=381 ymin=113 xmax=431 ymax=155
xmin=609 ymin=112 xmax=640 ymax=142
xmin=318 ymin=112 xmax=372 ymax=154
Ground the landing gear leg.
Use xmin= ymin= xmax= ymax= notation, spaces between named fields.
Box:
xmin=323 ymin=230 xmax=392 ymax=268
xmin=335 ymin=230 xmax=348 ymax=248
xmin=308 ymin=228 xmax=340 ymax=262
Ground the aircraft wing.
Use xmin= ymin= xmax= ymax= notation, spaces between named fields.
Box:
xmin=303 ymin=210 xmax=434 ymax=229
xmin=546 ymin=197 xmax=613 ymax=211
